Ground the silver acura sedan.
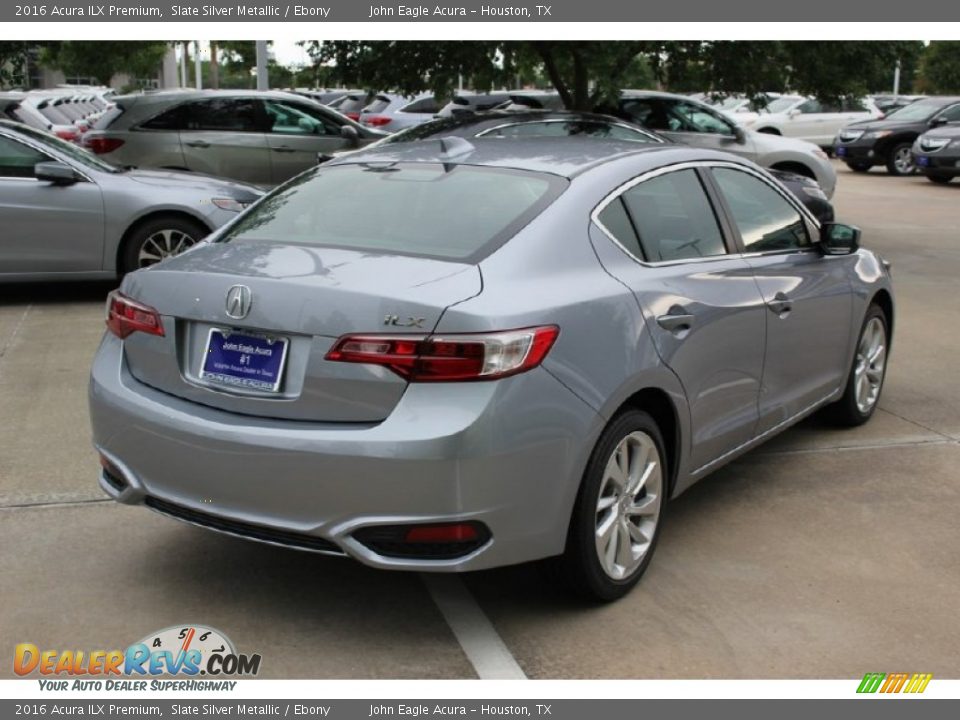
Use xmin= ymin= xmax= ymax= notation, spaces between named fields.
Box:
xmin=0 ymin=120 xmax=263 ymax=280
xmin=89 ymin=137 xmax=893 ymax=601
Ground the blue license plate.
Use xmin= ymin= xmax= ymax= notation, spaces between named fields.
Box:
xmin=836 ymin=147 xmax=847 ymax=156
xmin=201 ymin=329 xmax=289 ymax=393
xmin=917 ymin=156 xmax=930 ymax=167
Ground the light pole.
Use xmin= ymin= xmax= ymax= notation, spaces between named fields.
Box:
xmin=256 ymin=41 xmax=268 ymax=91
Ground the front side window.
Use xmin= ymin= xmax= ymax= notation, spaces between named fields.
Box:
xmin=712 ymin=168 xmax=809 ymax=253
xmin=401 ymin=97 xmax=441 ymax=114
xmin=666 ymin=101 xmax=736 ymax=136
xmin=183 ymin=99 xmax=264 ymax=132
xmin=936 ymin=104 xmax=960 ymax=123
xmin=598 ymin=168 xmax=727 ymax=262
xmin=264 ymin=100 xmax=339 ymax=136
xmin=218 ymin=163 xmax=566 ymax=262
xmin=797 ymin=99 xmax=824 ymax=114
xmin=0 ymin=135 xmax=50 ymax=178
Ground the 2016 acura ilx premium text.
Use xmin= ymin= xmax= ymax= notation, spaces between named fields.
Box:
xmin=89 ymin=138 xmax=894 ymax=601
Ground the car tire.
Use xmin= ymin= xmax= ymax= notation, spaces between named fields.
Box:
xmin=885 ymin=143 xmax=916 ymax=176
xmin=926 ymin=174 xmax=953 ymax=184
xmin=553 ymin=409 xmax=668 ymax=602
xmin=120 ymin=215 xmax=208 ymax=275
xmin=824 ymin=305 xmax=889 ymax=427
xmin=845 ymin=161 xmax=871 ymax=173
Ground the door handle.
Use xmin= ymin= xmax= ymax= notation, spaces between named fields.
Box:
xmin=272 ymin=146 xmax=296 ymax=153
xmin=184 ymin=140 xmax=210 ymax=148
xmin=767 ymin=292 xmax=793 ymax=316
xmin=656 ymin=308 xmax=695 ymax=332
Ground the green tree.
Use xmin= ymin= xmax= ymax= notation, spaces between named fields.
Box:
xmin=0 ymin=41 xmax=30 ymax=88
xmin=918 ymin=41 xmax=960 ymax=94
xmin=303 ymin=41 xmax=920 ymax=111
xmin=39 ymin=41 xmax=170 ymax=86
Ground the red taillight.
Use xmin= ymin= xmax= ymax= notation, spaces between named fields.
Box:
xmin=105 ymin=291 xmax=164 ymax=339
xmin=54 ymin=129 xmax=77 ymax=141
xmin=345 ymin=112 xmax=361 ymax=121
xmin=85 ymin=137 xmax=125 ymax=154
xmin=325 ymin=326 xmax=559 ymax=382
xmin=362 ymin=115 xmax=393 ymax=127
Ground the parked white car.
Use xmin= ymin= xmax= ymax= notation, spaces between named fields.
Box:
xmin=739 ymin=95 xmax=882 ymax=148
xmin=358 ymin=92 xmax=442 ymax=132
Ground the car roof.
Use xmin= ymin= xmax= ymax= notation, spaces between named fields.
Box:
xmin=328 ymin=135 xmax=728 ymax=179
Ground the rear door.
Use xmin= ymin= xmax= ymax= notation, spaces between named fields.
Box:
xmin=707 ymin=165 xmax=854 ymax=434
xmin=0 ymin=134 xmax=105 ymax=274
xmin=262 ymin=98 xmax=351 ymax=184
xmin=177 ymin=97 xmax=272 ymax=185
xmin=592 ymin=164 xmax=767 ymax=473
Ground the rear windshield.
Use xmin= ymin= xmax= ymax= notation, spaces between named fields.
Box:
xmin=364 ymin=96 xmax=393 ymax=114
xmin=217 ymin=163 xmax=566 ymax=262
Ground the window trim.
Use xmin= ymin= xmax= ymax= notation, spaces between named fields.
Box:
xmin=591 ymin=160 xmax=820 ymax=268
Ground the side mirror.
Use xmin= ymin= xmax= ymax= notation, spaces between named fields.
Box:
xmin=316 ymin=152 xmax=334 ymax=165
xmin=819 ymin=222 xmax=861 ymax=255
xmin=340 ymin=124 xmax=360 ymax=147
xmin=929 ymin=116 xmax=949 ymax=128
xmin=732 ymin=125 xmax=746 ymax=144
xmin=787 ymin=108 xmax=801 ymax=118
xmin=35 ymin=161 xmax=80 ymax=185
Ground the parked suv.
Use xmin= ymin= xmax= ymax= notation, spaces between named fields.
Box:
xmin=912 ymin=125 xmax=960 ymax=184
xmin=834 ymin=96 xmax=960 ymax=175
xmin=81 ymin=90 xmax=386 ymax=186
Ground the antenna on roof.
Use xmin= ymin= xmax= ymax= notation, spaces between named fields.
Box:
xmin=438 ymin=136 xmax=475 ymax=158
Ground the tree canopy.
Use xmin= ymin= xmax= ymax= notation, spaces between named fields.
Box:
xmin=38 ymin=41 xmax=170 ymax=86
xmin=303 ymin=40 xmax=925 ymax=110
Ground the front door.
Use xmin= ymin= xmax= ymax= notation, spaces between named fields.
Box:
xmin=177 ymin=97 xmax=272 ymax=186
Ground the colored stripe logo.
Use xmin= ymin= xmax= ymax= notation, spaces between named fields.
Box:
xmin=857 ymin=672 xmax=933 ymax=694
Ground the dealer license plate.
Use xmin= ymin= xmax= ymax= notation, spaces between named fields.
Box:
xmin=200 ymin=329 xmax=289 ymax=393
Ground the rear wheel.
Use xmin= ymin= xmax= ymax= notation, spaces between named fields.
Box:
xmin=120 ymin=215 xmax=207 ymax=275
xmin=885 ymin=143 xmax=916 ymax=176
xmin=927 ymin=174 xmax=953 ymax=184
xmin=845 ymin=161 xmax=871 ymax=173
xmin=825 ymin=305 xmax=889 ymax=427
xmin=554 ymin=410 xmax=667 ymax=602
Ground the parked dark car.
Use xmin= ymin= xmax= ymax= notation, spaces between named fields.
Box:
xmin=834 ymin=96 xmax=960 ymax=175
xmin=911 ymin=125 xmax=960 ymax=184
xmin=373 ymin=110 xmax=835 ymax=222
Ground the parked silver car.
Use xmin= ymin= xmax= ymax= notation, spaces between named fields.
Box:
xmin=89 ymin=138 xmax=892 ymax=600
xmin=359 ymin=92 xmax=443 ymax=132
xmin=81 ymin=90 xmax=386 ymax=186
xmin=0 ymin=120 xmax=263 ymax=280
xmin=615 ymin=90 xmax=838 ymax=197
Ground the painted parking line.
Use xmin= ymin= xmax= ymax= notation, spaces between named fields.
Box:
xmin=421 ymin=573 xmax=527 ymax=679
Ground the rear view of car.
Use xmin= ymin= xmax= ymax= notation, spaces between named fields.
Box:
xmin=360 ymin=92 xmax=442 ymax=132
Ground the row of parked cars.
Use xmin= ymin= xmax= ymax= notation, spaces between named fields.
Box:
xmin=0 ymin=86 xmax=116 ymax=142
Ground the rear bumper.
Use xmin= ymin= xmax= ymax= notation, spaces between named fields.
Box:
xmin=89 ymin=334 xmax=602 ymax=572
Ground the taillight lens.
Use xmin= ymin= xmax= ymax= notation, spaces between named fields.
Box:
xmin=325 ymin=326 xmax=559 ymax=382
xmin=105 ymin=291 xmax=164 ymax=339
xmin=54 ymin=129 xmax=77 ymax=141
xmin=85 ymin=137 xmax=124 ymax=154
xmin=362 ymin=115 xmax=393 ymax=127
xmin=345 ymin=112 xmax=361 ymax=121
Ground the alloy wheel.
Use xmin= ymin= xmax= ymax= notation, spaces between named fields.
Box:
xmin=854 ymin=317 xmax=886 ymax=414
xmin=594 ymin=431 xmax=663 ymax=580
xmin=893 ymin=147 xmax=915 ymax=175
xmin=137 ymin=229 xmax=198 ymax=268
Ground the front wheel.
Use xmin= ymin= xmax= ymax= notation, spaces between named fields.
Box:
xmin=554 ymin=410 xmax=667 ymax=602
xmin=120 ymin=215 xmax=207 ymax=275
xmin=825 ymin=305 xmax=889 ymax=427
xmin=885 ymin=143 xmax=916 ymax=176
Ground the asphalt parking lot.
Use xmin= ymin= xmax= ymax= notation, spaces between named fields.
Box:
xmin=2 ymin=161 xmax=959 ymax=680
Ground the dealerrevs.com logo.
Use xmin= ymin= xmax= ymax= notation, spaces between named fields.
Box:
xmin=857 ymin=672 xmax=933 ymax=694
xmin=15 ymin=625 xmax=261 ymax=690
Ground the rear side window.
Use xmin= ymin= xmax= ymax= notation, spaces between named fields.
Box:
xmin=712 ymin=168 xmax=809 ymax=253
xmin=140 ymin=105 xmax=184 ymax=130
xmin=401 ymin=97 xmax=441 ymax=114
xmin=182 ymin=99 xmax=264 ymax=132
xmin=218 ymin=163 xmax=566 ymax=262
xmin=364 ymin=96 xmax=393 ymax=114
xmin=611 ymin=169 xmax=727 ymax=262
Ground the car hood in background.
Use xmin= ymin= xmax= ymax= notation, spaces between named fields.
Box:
xmin=121 ymin=168 xmax=264 ymax=198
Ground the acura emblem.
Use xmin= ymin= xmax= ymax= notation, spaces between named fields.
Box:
xmin=225 ymin=285 xmax=252 ymax=319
